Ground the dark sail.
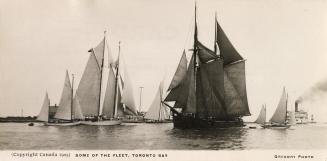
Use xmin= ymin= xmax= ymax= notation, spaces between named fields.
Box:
xmin=197 ymin=59 xmax=226 ymax=119
xmin=197 ymin=41 xmax=218 ymax=63
xmin=164 ymin=56 xmax=193 ymax=105
xmin=224 ymin=61 xmax=250 ymax=116
xmin=216 ymin=17 xmax=250 ymax=116
xmin=184 ymin=55 xmax=197 ymax=113
xmin=167 ymin=50 xmax=188 ymax=91
xmin=216 ymin=20 xmax=243 ymax=65
xmin=165 ymin=7 xmax=251 ymax=125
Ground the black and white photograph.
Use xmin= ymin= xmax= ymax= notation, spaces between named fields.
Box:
xmin=0 ymin=0 xmax=326 ymax=160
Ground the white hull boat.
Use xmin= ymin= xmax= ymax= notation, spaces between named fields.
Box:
xmin=80 ymin=120 xmax=122 ymax=126
xmin=45 ymin=121 xmax=81 ymax=126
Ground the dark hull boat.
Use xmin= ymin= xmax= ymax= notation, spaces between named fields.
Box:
xmin=173 ymin=115 xmax=244 ymax=129
xmin=164 ymin=5 xmax=251 ymax=129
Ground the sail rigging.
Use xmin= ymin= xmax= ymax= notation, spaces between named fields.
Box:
xmin=270 ymin=88 xmax=288 ymax=124
xmin=37 ymin=92 xmax=50 ymax=122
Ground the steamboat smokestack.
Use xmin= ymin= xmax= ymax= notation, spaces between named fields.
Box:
xmin=295 ymin=101 xmax=299 ymax=112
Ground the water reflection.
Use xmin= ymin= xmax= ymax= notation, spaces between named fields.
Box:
xmin=1 ymin=123 xmax=326 ymax=150
xmin=168 ymin=127 xmax=247 ymax=150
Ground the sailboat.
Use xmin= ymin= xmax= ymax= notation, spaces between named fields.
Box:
xmin=36 ymin=92 xmax=50 ymax=123
xmin=249 ymin=104 xmax=266 ymax=128
xmin=144 ymin=79 xmax=171 ymax=123
xmin=78 ymin=32 xmax=122 ymax=126
xmin=46 ymin=71 xmax=81 ymax=126
xmin=263 ymin=87 xmax=291 ymax=129
xmin=78 ymin=33 xmax=138 ymax=125
xmin=163 ymin=5 xmax=251 ymax=128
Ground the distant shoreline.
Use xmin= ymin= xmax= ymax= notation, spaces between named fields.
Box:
xmin=0 ymin=116 xmax=42 ymax=123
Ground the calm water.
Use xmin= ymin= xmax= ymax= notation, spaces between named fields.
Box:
xmin=0 ymin=123 xmax=326 ymax=150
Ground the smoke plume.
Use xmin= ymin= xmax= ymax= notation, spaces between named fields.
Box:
xmin=296 ymin=78 xmax=327 ymax=103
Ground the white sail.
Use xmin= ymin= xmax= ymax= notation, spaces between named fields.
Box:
xmin=254 ymin=105 xmax=266 ymax=125
xmin=37 ymin=92 xmax=50 ymax=122
xmin=145 ymin=81 xmax=170 ymax=121
xmin=102 ymin=66 xmax=117 ymax=118
xmin=75 ymin=52 xmax=101 ymax=116
xmin=121 ymin=66 xmax=137 ymax=114
xmin=93 ymin=38 xmax=105 ymax=69
xmin=54 ymin=71 xmax=72 ymax=120
xmin=270 ymin=88 xmax=287 ymax=124
xmin=73 ymin=96 xmax=84 ymax=120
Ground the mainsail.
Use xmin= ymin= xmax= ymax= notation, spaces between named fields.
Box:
xmin=75 ymin=38 xmax=106 ymax=116
xmin=254 ymin=105 xmax=266 ymax=125
xmin=145 ymin=80 xmax=170 ymax=121
xmin=54 ymin=71 xmax=72 ymax=120
xmin=75 ymin=52 xmax=101 ymax=116
xmin=270 ymin=88 xmax=287 ymax=124
xmin=37 ymin=92 xmax=50 ymax=122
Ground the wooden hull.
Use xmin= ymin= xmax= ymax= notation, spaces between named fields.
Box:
xmin=173 ymin=115 xmax=244 ymax=129
xmin=80 ymin=120 xmax=122 ymax=126
xmin=44 ymin=121 xmax=80 ymax=126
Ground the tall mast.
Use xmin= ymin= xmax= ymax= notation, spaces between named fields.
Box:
xmin=193 ymin=2 xmax=198 ymax=114
xmin=113 ymin=41 xmax=121 ymax=118
xmin=285 ymin=91 xmax=288 ymax=124
xmin=214 ymin=12 xmax=217 ymax=54
xmin=48 ymin=93 xmax=50 ymax=123
xmin=97 ymin=31 xmax=106 ymax=117
xmin=71 ymin=74 xmax=74 ymax=122
xmin=139 ymin=86 xmax=144 ymax=113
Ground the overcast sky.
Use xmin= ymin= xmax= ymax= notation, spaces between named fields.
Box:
xmin=0 ymin=0 xmax=326 ymax=121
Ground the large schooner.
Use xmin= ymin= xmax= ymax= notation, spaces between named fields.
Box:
xmin=164 ymin=5 xmax=251 ymax=128
xmin=78 ymin=32 xmax=137 ymax=125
